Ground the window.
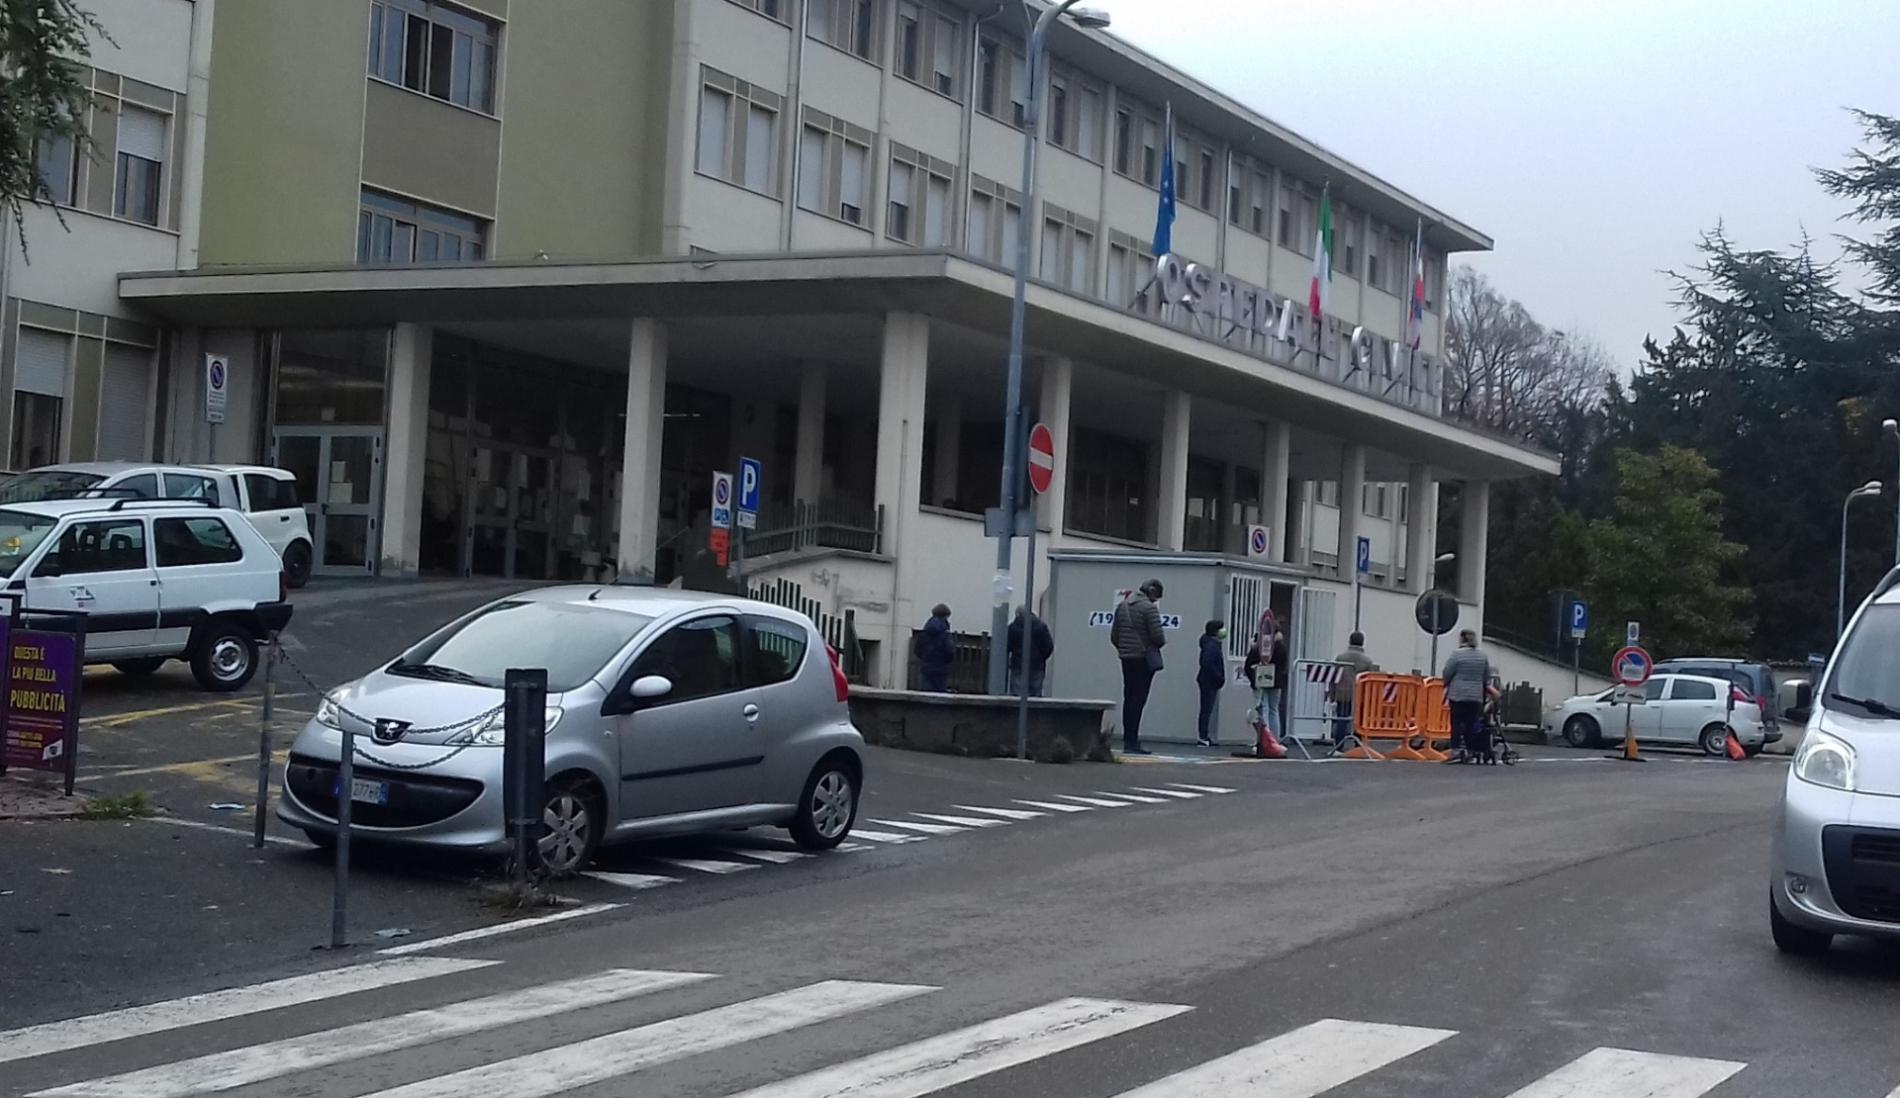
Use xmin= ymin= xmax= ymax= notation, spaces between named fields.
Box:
xmin=975 ymin=35 xmax=1027 ymax=128
xmin=725 ymin=0 xmax=785 ymax=20
xmin=34 ymin=135 xmax=76 ymax=206
xmin=895 ymin=2 xmax=959 ymax=94
xmin=695 ymin=71 xmax=781 ymax=196
xmin=114 ymin=106 xmax=166 ymax=225
xmin=1198 ymin=148 xmax=1217 ymax=211
xmin=1069 ymin=427 xmax=1150 ymax=542
xmin=1105 ymin=236 xmax=1154 ymax=307
xmin=1365 ymin=227 xmax=1384 ymax=292
xmin=114 ymin=473 xmax=160 ymax=499
xmin=1046 ymin=66 xmax=1104 ymax=161
xmin=1643 ymin=678 xmax=1668 ymax=702
xmin=163 ymin=472 xmax=223 ymax=506
xmin=1112 ymin=110 xmax=1131 ymax=174
xmin=357 ymin=189 xmax=486 ymax=264
xmin=368 ymin=0 xmax=498 ymax=113
xmin=1228 ymin=160 xmax=1274 ymax=237
xmin=13 ymin=328 xmax=68 ymax=471
xmin=10 ymin=393 xmax=62 ymax=471
xmin=1038 ymin=206 xmax=1096 ymax=294
xmin=965 ymin=176 xmax=1022 ymax=264
xmin=48 ymin=519 xmax=147 ymax=575
xmin=1671 ymin=678 xmax=1719 ymax=701
xmin=1338 ymin=212 xmax=1362 ymax=280
xmin=630 ymin=616 xmax=741 ymax=702
xmin=1424 ymin=248 xmax=1444 ymax=311
xmin=1140 ymin=117 xmax=1159 ymax=184
xmin=797 ymin=112 xmax=873 ymax=227
xmin=155 ymin=518 xmax=244 ymax=567
xmin=245 ymin=474 xmax=301 ymax=512
xmin=747 ymin=616 xmax=809 ymax=685
xmin=930 ymin=14 xmax=959 ymax=95
xmin=399 ymin=600 xmax=654 ymax=692
xmin=809 ymin=0 xmax=877 ymax=62
xmin=886 ymin=146 xmax=954 ymax=246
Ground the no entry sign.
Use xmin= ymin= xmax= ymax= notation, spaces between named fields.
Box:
xmin=1612 ymin=645 xmax=1653 ymax=687
xmin=1026 ymin=423 xmax=1055 ymax=495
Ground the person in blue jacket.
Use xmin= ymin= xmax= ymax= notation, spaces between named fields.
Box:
xmin=1196 ymin=620 xmax=1227 ymax=747
xmin=916 ymin=603 xmax=956 ymax=692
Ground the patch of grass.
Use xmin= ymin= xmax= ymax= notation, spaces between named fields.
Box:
xmin=78 ymin=791 xmax=153 ymax=820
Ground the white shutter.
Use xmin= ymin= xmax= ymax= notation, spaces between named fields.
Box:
xmin=97 ymin=345 xmax=152 ymax=461
xmin=14 ymin=329 xmax=70 ymax=397
xmin=966 ymin=193 xmax=990 ymax=255
xmin=923 ymin=176 xmax=947 ymax=246
xmin=798 ymin=126 xmax=825 ymax=210
xmin=1039 ymin=220 xmax=1061 ymax=281
xmin=696 ymin=88 xmax=731 ymax=177
xmin=117 ymin=106 xmax=168 ymax=162
xmin=743 ymin=104 xmax=774 ymax=191
xmin=839 ymin=142 xmax=867 ymax=217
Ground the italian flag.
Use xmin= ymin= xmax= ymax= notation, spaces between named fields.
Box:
xmin=1308 ymin=188 xmax=1334 ymax=329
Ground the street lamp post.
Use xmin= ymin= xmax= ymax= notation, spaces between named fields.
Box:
xmin=1884 ymin=419 xmax=1900 ymax=565
xmin=1841 ymin=480 xmax=1883 ymax=638
xmin=987 ymin=0 xmax=1111 ymax=694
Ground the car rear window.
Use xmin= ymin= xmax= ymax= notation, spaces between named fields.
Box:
xmin=747 ymin=616 xmax=809 ymax=686
xmin=392 ymin=600 xmax=654 ymax=693
xmin=0 ymin=471 xmax=104 ymax=502
xmin=244 ymin=474 xmax=299 ymax=512
xmin=155 ymin=518 xmax=244 ymax=567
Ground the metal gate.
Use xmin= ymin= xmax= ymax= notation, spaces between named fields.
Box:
xmin=1298 ymin=587 xmax=1338 ymax=667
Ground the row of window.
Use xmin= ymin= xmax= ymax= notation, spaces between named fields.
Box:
xmin=356 ymin=188 xmax=487 ymax=265
xmin=34 ymin=99 xmax=170 ymax=227
xmin=367 ymin=0 xmax=498 ymax=113
xmin=35 ymin=516 xmax=246 ymax=576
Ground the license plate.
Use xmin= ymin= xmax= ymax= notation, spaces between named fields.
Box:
xmin=332 ymin=778 xmax=390 ymax=806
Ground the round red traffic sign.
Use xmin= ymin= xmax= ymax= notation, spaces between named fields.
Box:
xmin=1027 ymin=423 xmax=1055 ymax=495
xmin=1612 ymin=645 xmax=1653 ymax=687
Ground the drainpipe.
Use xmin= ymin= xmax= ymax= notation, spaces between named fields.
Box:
xmin=781 ymin=0 xmax=811 ymax=250
xmin=958 ymin=5 xmax=1008 ymax=247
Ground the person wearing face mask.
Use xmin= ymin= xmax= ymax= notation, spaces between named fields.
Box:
xmin=1109 ymin=579 xmax=1166 ymax=755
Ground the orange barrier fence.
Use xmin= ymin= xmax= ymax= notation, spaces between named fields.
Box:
xmin=1419 ymin=678 xmax=1450 ymax=749
xmin=1348 ymin=673 xmax=1451 ymax=761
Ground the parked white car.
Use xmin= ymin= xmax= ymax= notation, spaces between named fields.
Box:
xmin=0 ymin=463 xmax=313 ymax=586
xmin=1546 ymin=673 xmax=1767 ymax=755
xmin=0 ymin=498 xmax=293 ymax=690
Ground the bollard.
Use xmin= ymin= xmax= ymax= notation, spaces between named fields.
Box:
xmin=332 ymin=716 xmax=354 ymax=949
xmin=252 ymin=632 xmax=277 ymax=849
xmin=502 ymin=669 xmax=549 ymax=887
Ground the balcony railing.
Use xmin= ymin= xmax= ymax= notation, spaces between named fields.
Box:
xmin=745 ymin=497 xmax=885 ymax=558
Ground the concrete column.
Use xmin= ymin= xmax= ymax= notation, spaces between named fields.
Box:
xmin=1407 ymin=463 xmax=1437 ymax=594
xmin=930 ymin=393 xmax=962 ymax=508
xmin=617 ymin=319 xmax=667 ymax=581
xmin=1036 ymin=355 xmax=1072 ymax=532
xmin=1219 ymin=461 xmax=1238 ymax=553
xmin=794 ymin=360 xmax=826 ymax=505
xmin=1262 ymin=420 xmax=1291 ymax=561
xmin=378 ymin=323 xmax=433 ymax=577
xmin=1459 ymin=478 xmax=1490 ymax=614
xmin=876 ymin=313 xmax=930 ymax=685
xmin=1388 ymin=482 xmax=1403 ymax=586
xmin=1337 ymin=443 xmax=1366 ymax=577
xmin=1155 ymin=389 xmax=1191 ymax=549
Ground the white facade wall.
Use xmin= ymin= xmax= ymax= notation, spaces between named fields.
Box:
xmin=1492 ymin=639 xmax=1613 ymax=706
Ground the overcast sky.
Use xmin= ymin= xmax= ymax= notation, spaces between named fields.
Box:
xmin=1106 ymin=0 xmax=1899 ymax=370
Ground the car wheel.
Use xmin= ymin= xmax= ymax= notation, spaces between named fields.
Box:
xmin=112 ymin=658 xmax=166 ymax=677
xmin=789 ymin=756 xmax=858 ymax=851
xmin=536 ymin=776 xmax=602 ymax=876
xmin=1699 ymin=723 xmax=1732 ymax=757
xmin=1770 ymin=890 xmax=1832 ymax=954
xmin=191 ymin=622 xmax=258 ymax=692
xmin=283 ymin=541 xmax=313 ymax=589
xmin=1562 ymin=715 xmax=1599 ymax=748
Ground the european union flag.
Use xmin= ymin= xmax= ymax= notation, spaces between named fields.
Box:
xmin=1153 ymin=104 xmax=1176 ymax=257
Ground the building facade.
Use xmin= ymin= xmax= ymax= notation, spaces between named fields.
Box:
xmin=8 ymin=0 xmax=1557 ymax=688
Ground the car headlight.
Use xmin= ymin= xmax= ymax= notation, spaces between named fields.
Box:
xmin=448 ymin=706 xmax=563 ymax=746
xmin=1794 ymin=729 xmax=1856 ymax=792
xmin=316 ymin=694 xmax=343 ymax=730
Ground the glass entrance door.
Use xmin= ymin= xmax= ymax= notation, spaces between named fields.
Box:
xmin=273 ymin=428 xmax=384 ymax=575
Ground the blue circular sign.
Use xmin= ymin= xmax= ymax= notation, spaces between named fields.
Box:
xmin=209 ymin=361 xmax=226 ymax=389
xmin=714 ymin=478 xmax=730 ymax=505
xmin=1249 ymin=527 xmax=1268 ymax=554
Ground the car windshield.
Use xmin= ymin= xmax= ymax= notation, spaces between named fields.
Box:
xmin=1827 ymin=604 xmax=1900 ymax=720
xmin=0 ymin=471 xmax=104 ymax=503
xmin=0 ymin=510 xmax=57 ymax=578
xmin=389 ymin=599 xmax=654 ymax=692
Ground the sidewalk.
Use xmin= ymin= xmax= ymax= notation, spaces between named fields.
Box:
xmin=0 ymin=774 xmax=87 ymax=820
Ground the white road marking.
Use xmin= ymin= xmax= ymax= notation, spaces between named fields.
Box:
xmin=1094 ymin=790 xmax=1168 ymax=803
xmin=1502 ymin=1047 xmax=1746 ymax=1097
xmin=32 ymin=968 xmax=713 ymax=1098
xmin=1012 ymin=798 xmax=1094 ymax=813
xmin=584 ymin=871 xmax=681 ymax=890
xmin=721 ymin=847 xmax=812 ymax=864
xmin=135 ymin=816 xmax=302 ymax=847
xmin=952 ymin=804 xmax=1046 ymax=820
xmin=1129 ymin=786 xmax=1202 ymax=799
xmin=1054 ymin=794 xmax=1134 ymax=808
xmin=360 ymin=980 xmax=935 ymax=1098
xmin=655 ymin=857 xmax=762 ymax=875
xmin=846 ymin=827 xmax=927 ymax=844
xmin=722 ymin=997 xmax=1191 ymax=1098
xmin=377 ymin=902 xmax=621 ymax=956
xmin=0 ymin=957 xmax=493 ymax=1066
xmin=1112 ymin=1018 xmax=1455 ymax=1096
xmin=837 ymin=842 xmax=874 ymax=852
xmin=907 ymin=812 xmax=1006 ymax=828
xmin=1166 ymin=783 xmax=1237 ymax=794
xmin=867 ymin=817 xmax=968 ymax=836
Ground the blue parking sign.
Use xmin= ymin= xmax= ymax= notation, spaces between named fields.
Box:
xmin=738 ymin=456 xmax=762 ymax=514
xmin=1355 ymin=536 xmax=1371 ymax=576
xmin=1568 ymin=599 xmax=1588 ymax=639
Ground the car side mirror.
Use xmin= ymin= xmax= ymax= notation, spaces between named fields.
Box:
xmin=631 ymin=675 xmax=673 ymax=700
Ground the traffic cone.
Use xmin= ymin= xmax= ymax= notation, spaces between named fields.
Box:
xmin=1253 ymin=714 xmax=1287 ymax=759
xmin=1725 ymin=730 xmax=1746 ymax=760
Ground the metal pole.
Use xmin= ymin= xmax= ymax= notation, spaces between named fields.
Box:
xmin=1841 ymin=492 xmax=1852 ymax=639
xmin=331 ymin=717 xmax=353 ymax=949
xmin=1017 ymin=508 xmax=1040 ymax=760
xmin=1572 ymin=637 xmax=1581 ymax=698
xmin=252 ymin=632 xmax=277 ymax=849
xmin=1353 ymin=576 xmax=1362 ymax=633
xmin=990 ymin=0 xmax=1084 ymax=695
xmin=734 ymin=525 xmax=746 ymax=596
xmin=1429 ymin=595 xmax=1440 ymax=674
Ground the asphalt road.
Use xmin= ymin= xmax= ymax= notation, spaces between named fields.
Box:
xmin=10 ymin=722 xmax=1894 ymax=1098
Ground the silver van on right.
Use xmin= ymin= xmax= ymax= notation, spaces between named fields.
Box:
xmin=1770 ymin=571 xmax=1900 ymax=953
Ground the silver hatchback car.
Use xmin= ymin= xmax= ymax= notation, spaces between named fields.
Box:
xmin=1770 ymin=572 xmax=1900 ymax=953
xmin=278 ymin=586 xmax=865 ymax=872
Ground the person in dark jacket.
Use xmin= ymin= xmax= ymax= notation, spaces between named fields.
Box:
xmin=916 ymin=604 xmax=955 ymax=692
xmin=1109 ymin=579 xmax=1166 ymax=755
xmin=1196 ymin=620 xmax=1227 ymax=747
xmin=1006 ymin=605 xmax=1055 ymax=697
xmin=1243 ymin=625 xmax=1289 ymax=740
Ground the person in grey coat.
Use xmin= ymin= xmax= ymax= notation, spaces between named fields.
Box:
xmin=1441 ymin=628 xmax=1492 ymax=763
xmin=1109 ymin=579 xmax=1166 ymax=755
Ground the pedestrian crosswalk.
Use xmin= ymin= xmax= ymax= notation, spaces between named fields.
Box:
xmin=568 ymin=781 xmax=1240 ymax=897
xmin=1 ymin=954 xmax=1817 ymax=1098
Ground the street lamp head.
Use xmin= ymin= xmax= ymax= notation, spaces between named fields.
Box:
xmin=1436 ymin=552 xmax=1457 ymax=563
xmin=1067 ymin=6 xmax=1112 ymax=28
xmin=1858 ymin=480 xmax=1885 ymax=497
xmin=1885 ymin=418 xmax=1899 ymax=436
